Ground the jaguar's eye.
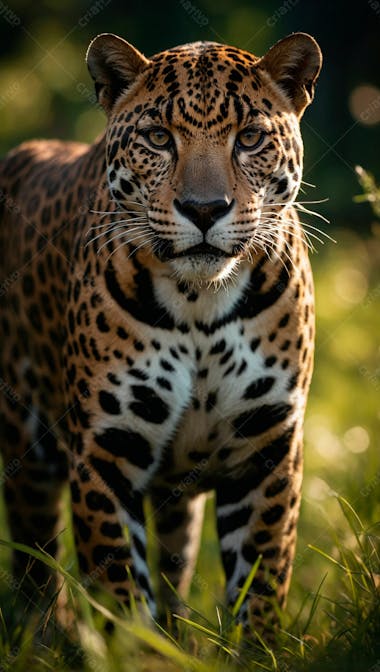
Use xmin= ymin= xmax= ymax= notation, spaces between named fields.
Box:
xmin=145 ymin=128 xmax=172 ymax=149
xmin=236 ymin=128 xmax=264 ymax=151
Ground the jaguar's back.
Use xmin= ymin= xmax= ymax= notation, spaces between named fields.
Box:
xmin=0 ymin=32 xmax=321 ymax=637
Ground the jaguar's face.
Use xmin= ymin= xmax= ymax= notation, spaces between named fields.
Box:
xmin=87 ymin=34 xmax=322 ymax=284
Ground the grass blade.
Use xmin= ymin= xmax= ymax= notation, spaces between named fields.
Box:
xmin=302 ymin=572 xmax=328 ymax=635
xmin=232 ymin=554 xmax=262 ymax=618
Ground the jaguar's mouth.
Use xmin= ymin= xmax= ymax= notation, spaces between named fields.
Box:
xmin=176 ymin=242 xmax=232 ymax=259
xmin=156 ymin=241 xmax=233 ymax=261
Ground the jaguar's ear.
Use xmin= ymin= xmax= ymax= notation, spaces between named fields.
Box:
xmin=259 ymin=33 xmax=322 ymax=117
xmin=86 ymin=33 xmax=150 ymax=114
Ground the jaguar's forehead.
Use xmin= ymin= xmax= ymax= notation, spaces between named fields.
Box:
xmin=121 ymin=41 xmax=271 ymax=136
xmin=145 ymin=41 xmax=261 ymax=98
xmin=150 ymin=41 xmax=259 ymax=69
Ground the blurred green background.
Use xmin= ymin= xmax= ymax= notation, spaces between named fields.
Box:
xmin=0 ymin=0 xmax=380 ymax=664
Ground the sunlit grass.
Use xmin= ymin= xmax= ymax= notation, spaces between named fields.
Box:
xmin=1 ymin=492 xmax=379 ymax=671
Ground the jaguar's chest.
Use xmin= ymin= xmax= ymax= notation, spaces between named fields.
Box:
xmin=124 ymin=314 xmax=294 ymax=495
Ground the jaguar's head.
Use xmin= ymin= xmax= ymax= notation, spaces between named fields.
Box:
xmin=87 ymin=32 xmax=322 ymax=284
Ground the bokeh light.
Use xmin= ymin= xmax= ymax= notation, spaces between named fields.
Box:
xmin=343 ymin=425 xmax=370 ymax=453
xmin=349 ymin=84 xmax=380 ymax=126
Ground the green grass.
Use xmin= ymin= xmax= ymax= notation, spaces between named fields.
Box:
xmin=1 ymin=201 xmax=380 ymax=670
xmin=1 ymin=489 xmax=380 ymax=671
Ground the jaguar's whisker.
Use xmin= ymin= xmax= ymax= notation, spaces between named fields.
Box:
xmin=263 ymin=219 xmax=326 ymax=245
xmin=125 ymin=236 xmax=155 ymax=260
xmin=295 ymin=202 xmax=330 ymax=224
xmin=86 ymin=224 xmax=150 ymax=248
xmin=261 ymin=197 xmax=328 ymax=208
xmin=89 ymin=225 xmax=150 ymax=248
xmin=257 ymin=231 xmax=295 ymax=274
xmin=97 ymin=227 xmax=152 ymax=254
xmin=104 ymin=233 xmax=155 ymax=262
xmin=259 ymin=215 xmax=334 ymax=245
xmin=259 ymin=219 xmax=315 ymax=251
xmin=110 ymin=197 xmax=147 ymax=209
xmin=87 ymin=217 xmax=147 ymax=231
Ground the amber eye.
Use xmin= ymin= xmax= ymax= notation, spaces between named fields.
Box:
xmin=236 ymin=128 xmax=264 ymax=151
xmin=145 ymin=127 xmax=172 ymax=149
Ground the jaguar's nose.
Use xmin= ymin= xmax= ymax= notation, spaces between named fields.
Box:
xmin=174 ymin=197 xmax=234 ymax=233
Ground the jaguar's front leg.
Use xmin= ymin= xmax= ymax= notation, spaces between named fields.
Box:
xmin=151 ymin=487 xmax=207 ymax=619
xmin=216 ymin=422 xmax=302 ymax=636
xmin=70 ymin=432 xmax=156 ymax=616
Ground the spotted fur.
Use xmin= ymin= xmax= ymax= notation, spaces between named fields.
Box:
xmin=0 ymin=32 xmax=322 ymax=634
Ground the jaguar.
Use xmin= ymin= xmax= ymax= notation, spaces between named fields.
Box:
xmin=0 ymin=31 xmax=322 ymax=635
